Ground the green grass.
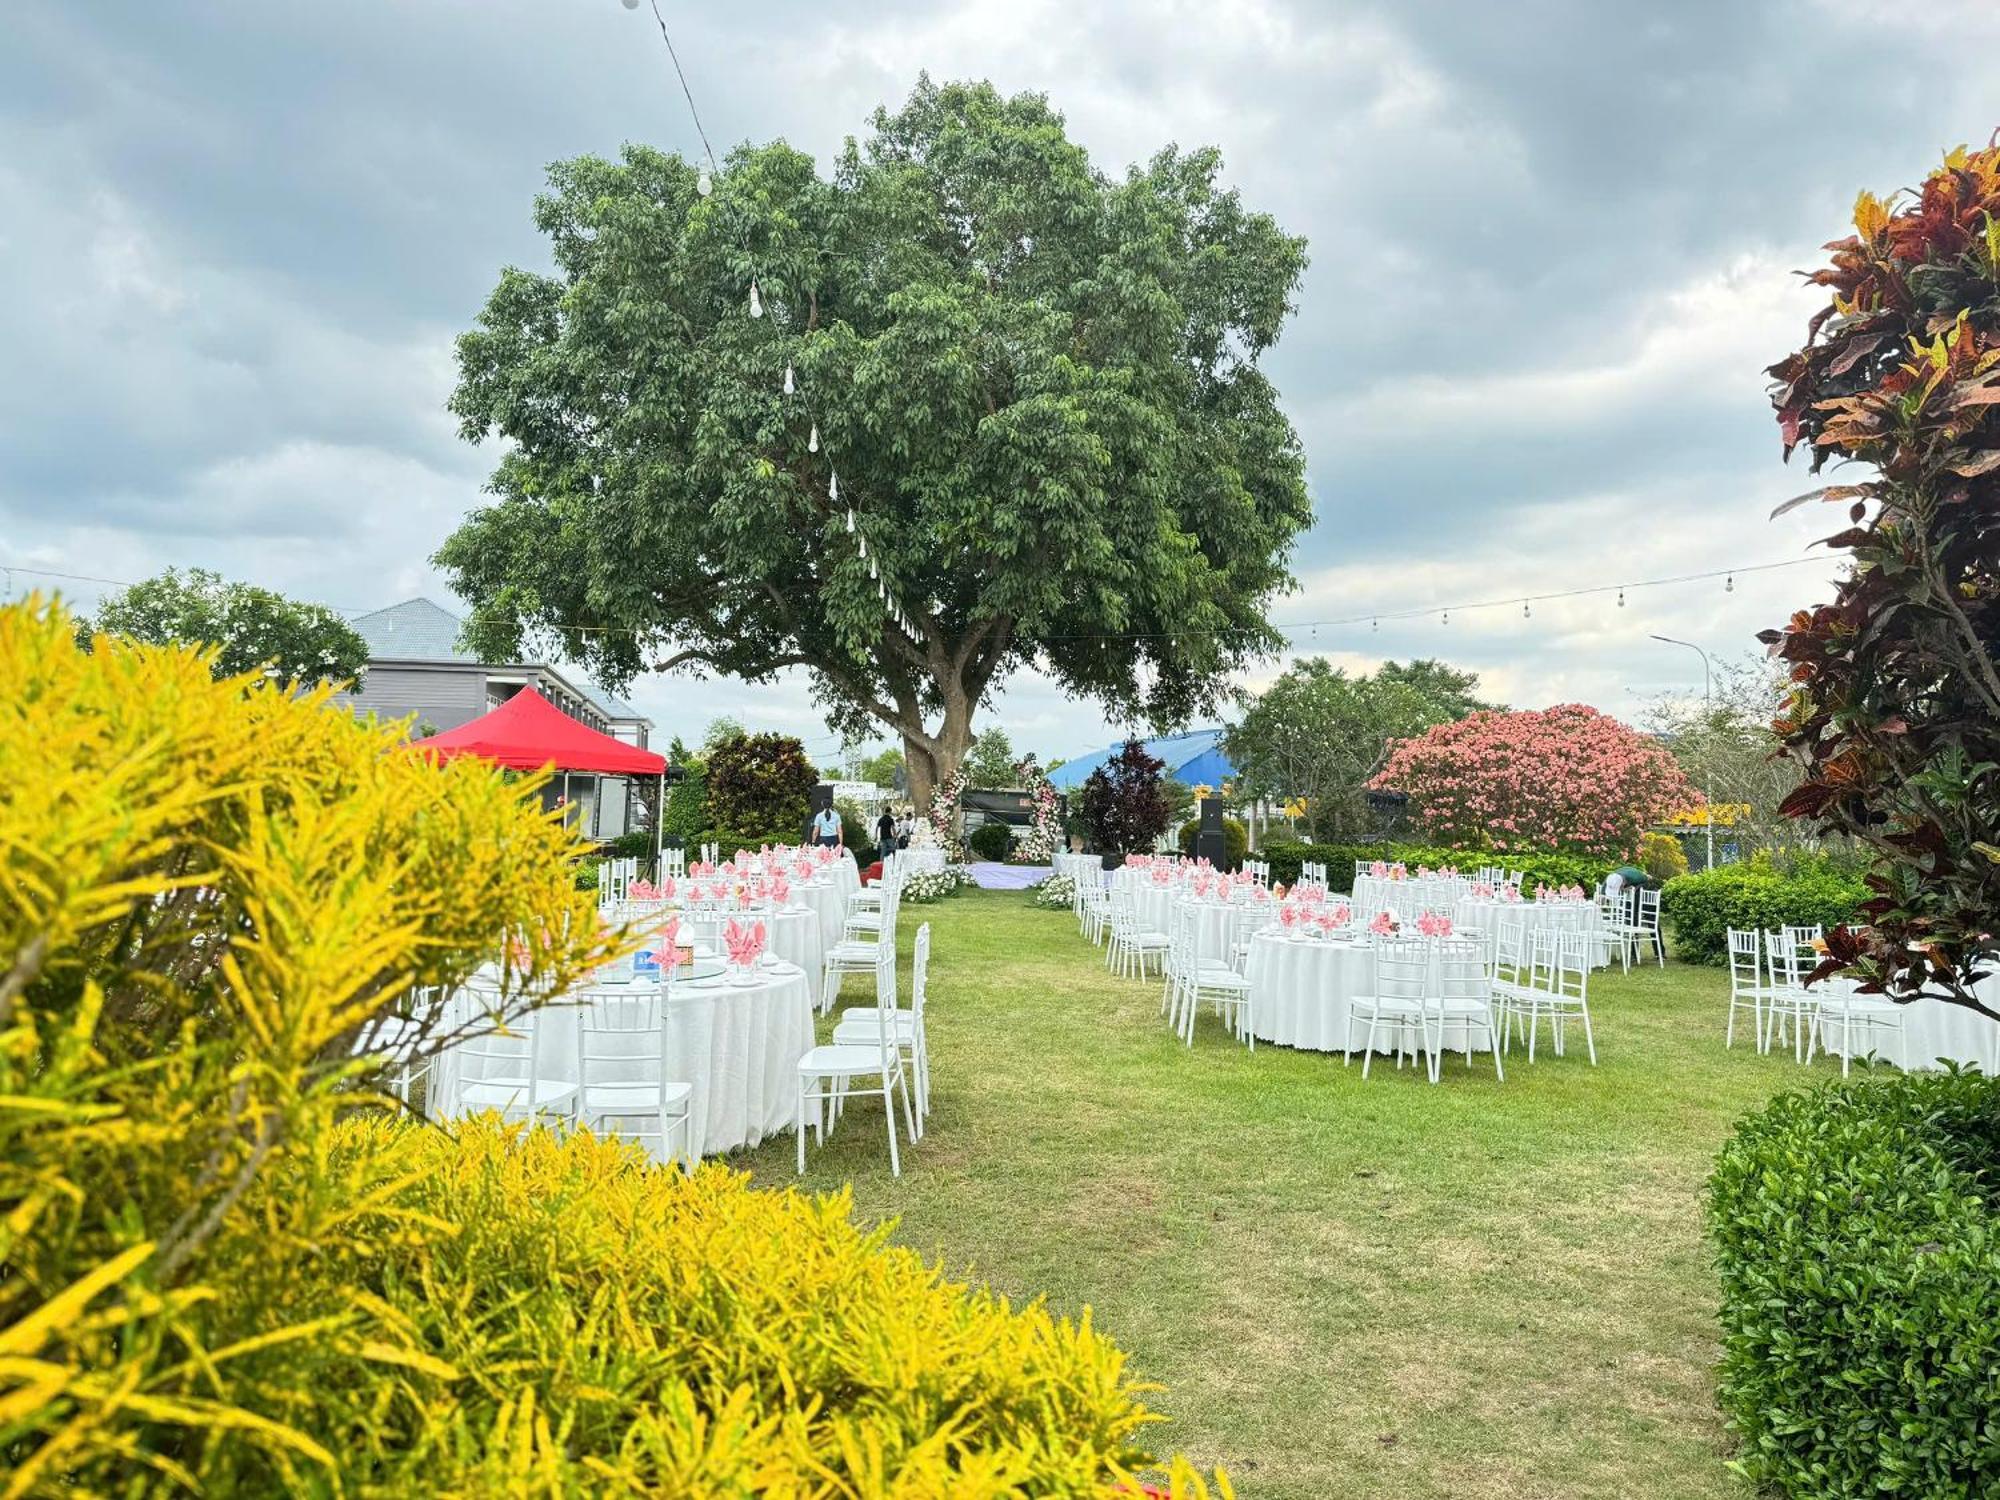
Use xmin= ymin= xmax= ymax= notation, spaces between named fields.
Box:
xmin=736 ymin=889 xmax=1828 ymax=1499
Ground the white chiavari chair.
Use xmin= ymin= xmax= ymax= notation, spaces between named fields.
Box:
xmin=1725 ymin=928 xmax=1770 ymax=1051
xmin=1419 ymin=937 xmax=1504 ymax=1083
xmin=577 ymin=979 xmax=693 ymax=1168
xmin=797 ymin=973 xmax=917 ymax=1178
xmin=832 ymin=920 xmax=931 ymax=1132
xmin=1349 ymin=938 xmax=1426 ymax=1078
xmin=824 ymin=886 xmax=898 ymax=1015
xmin=1762 ymin=929 xmax=1820 ymax=1064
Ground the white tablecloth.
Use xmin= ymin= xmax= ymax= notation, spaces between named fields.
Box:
xmin=790 ymin=879 xmax=848 ymax=954
xmin=684 ymin=907 xmax=825 ymax=1010
xmin=1052 ymin=852 xmax=1100 ymax=884
xmin=1813 ymin=979 xmax=2000 ymax=1073
xmin=1352 ymin=874 xmax=1470 ymax=915
xmin=1451 ymin=899 xmax=1611 ymax=968
xmin=1243 ymin=932 xmax=1490 ymax=1054
xmin=448 ymin=962 xmax=813 ymax=1159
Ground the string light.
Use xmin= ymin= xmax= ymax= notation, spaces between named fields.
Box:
xmin=1617 ymin=587 xmax=1625 ymax=607
xmin=782 ymin=363 xmax=794 ymax=395
xmin=696 ymin=170 xmax=712 ymax=197
xmin=1725 ymin=572 xmax=1735 ymax=593
xmin=1441 ymin=609 xmax=1448 ymax=626
xmin=808 ymin=423 xmax=819 ymax=453
xmin=1370 ymin=617 xmax=1378 ymax=633
xmin=858 ymin=535 xmax=867 ymax=558
xmin=829 ymin=471 xmax=839 ymax=503
xmin=1522 ymin=600 xmax=1531 ymax=618
xmin=844 ymin=506 xmax=854 ymax=532
xmin=748 ymin=280 xmax=762 ymax=318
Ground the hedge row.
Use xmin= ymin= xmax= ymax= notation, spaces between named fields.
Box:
xmin=1708 ymin=1071 xmax=2000 ymax=1496
xmin=1255 ymin=839 xmax=1608 ymax=897
xmin=1659 ymin=864 xmax=1865 ymax=964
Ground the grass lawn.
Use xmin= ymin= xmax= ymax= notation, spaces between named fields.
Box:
xmin=736 ymin=888 xmax=1824 ymax=1499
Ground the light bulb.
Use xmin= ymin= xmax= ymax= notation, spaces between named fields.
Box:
xmin=696 ymin=170 xmax=712 ymax=197
xmin=1523 ymin=600 xmax=1531 ymax=618
xmin=1441 ymin=610 xmax=1449 ymax=626
xmin=1725 ymin=573 xmax=1734 ymax=593
xmin=783 ymin=363 xmax=794 ymax=396
xmin=829 ymin=471 xmax=839 ymax=503
xmin=808 ymin=424 xmax=819 ymax=453
xmin=844 ymin=507 xmax=854 ymax=533
xmin=748 ymin=280 xmax=762 ymax=318
xmin=1617 ymin=587 xmax=1625 ymax=608
xmin=869 ymin=556 xmax=878 ymax=579
xmin=858 ymin=535 xmax=867 ymax=558
xmin=1371 ymin=618 xmax=1378 ymax=633
xmin=621 ymin=0 xmax=639 ymax=9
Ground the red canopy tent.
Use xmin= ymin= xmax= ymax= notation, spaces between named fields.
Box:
xmin=420 ymin=688 xmax=667 ymax=857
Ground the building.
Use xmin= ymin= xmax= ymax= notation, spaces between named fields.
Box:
xmin=337 ymin=598 xmax=654 ymax=839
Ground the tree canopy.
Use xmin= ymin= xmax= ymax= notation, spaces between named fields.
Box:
xmin=1225 ymin=658 xmax=1492 ymax=840
xmin=438 ymin=77 xmax=1312 ymax=808
xmin=961 ymin=728 xmax=1020 ymax=789
xmin=76 ymin=567 xmax=368 ymax=686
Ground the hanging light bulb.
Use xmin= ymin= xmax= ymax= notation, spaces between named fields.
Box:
xmin=844 ymin=507 xmax=854 ymax=532
xmin=1523 ymin=600 xmax=1531 ymax=618
xmin=783 ymin=363 xmax=794 ymax=396
xmin=858 ymin=535 xmax=867 ymax=558
xmin=1441 ymin=609 xmax=1449 ymax=626
xmin=748 ymin=280 xmax=763 ymax=318
xmin=1617 ymin=587 xmax=1625 ymax=608
xmin=696 ymin=169 xmax=713 ymax=197
xmin=1371 ymin=617 xmax=1378 ymax=633
xmin=869 ymin=556 xmax=879 ymax=580
xmin=829 ymin=471 xmax=839 ymax=503
xmin=620 ymin=0 xmax=639 ymax=9
xmin=1725 ymin=572 xmax=1735 ymax=593
xmin=808 ymin=424 xmax=819 ymax=453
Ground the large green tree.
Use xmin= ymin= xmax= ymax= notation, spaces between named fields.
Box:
xmin=76 ymin=567 xmax=368 ymax=686
xmin=1224 ymin=658 xmax=1492 ymax=839
xmin=438 ymin=78 xmax=1311 ymax=809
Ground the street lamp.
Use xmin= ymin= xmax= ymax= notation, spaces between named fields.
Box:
xmin=1651 ymin=634 xmax=1714 ymax=871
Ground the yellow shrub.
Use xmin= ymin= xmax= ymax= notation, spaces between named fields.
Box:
xmin=1638 ymin=830 xmax=1690 ymax=883
xmin=0 ymin=597 xmax=1219 ymax=1496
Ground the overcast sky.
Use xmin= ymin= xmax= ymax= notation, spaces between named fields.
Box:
xmin=4 ymin=0 xmax=1994 ymax=764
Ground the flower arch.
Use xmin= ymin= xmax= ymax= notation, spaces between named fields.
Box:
xmin=1013 ymin=755 xmax=1061 ymax=863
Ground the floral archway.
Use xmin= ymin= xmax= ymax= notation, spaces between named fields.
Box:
xmin=1014 ymin=755 xmax=1061 ymax=863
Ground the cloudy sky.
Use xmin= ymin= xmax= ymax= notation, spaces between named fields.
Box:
xmin=4 ymin=1 xmax=1994 ymax=766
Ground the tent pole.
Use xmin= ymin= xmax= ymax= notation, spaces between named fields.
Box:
xmin=561 ymin=770 xmax=570 ymax=829
xmin=657 ymin=770 xmax=665 ymax=876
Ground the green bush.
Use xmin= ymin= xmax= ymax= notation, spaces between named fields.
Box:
xmin=1257 ymin=839 xmax=1607 ymax=896
xmin=1660 ymin=864 xmax=1865 ymax=964
xmin=705 ymin=732 xmax=816 ymax=834
xmin=1175 ymin=815 xmax=1249 ymax=869
xmin=968 ymin=819 xmax=1014 ymax=861
xmin=661 ymin=760 xmax=709 ymax=844
xmin=1708 ymin=1071 xmax=2000 ymax=1497
xmin=604 ymin=830 xmax=654 ymax=861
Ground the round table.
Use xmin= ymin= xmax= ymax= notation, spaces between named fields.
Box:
xmin=445 ymin=960 xmax=813 ymax=1160
xmin=1813 ymin=979 xmax=2000 ymax=1072
xmin=1451 ymin=898 xmax=1611 ymax=968
xmin=1243 ymin=931 xmax=1490 ymax=1054
xmin=789 ymin=879 xmax=849 ymax=953
xmin=684 ymin=907 xmax=825 ymax=1010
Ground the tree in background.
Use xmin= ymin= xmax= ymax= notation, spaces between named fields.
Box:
xmin=1079 ymin=738 xmax=1171 ymax=855
xmin=1370 ymin=704 xmax=1700 ymax=859
xmin=1226 ymin=658 xmax=1492 ymax=840
xmin=438 ymin=77 xmax=1312 ymax=811
xmin=961 ymin=728 xmax=1020 ymax=789
xmin=77 ymin=567 xmax=368 ymax=686
xmin=1641 ymin=652 xmax=1822 ymax=862
xmin=1763 ymin=144 xmax=2000 ymax=1015
xmin=858 ymin=745 xmax=905 ymax=790
xmin=702 ymin=717 xmax=746 ymax=750
xmin=703 ymin=731 xmax=817 ymax=837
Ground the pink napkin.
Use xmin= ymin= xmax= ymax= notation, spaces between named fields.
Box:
xmin=1368 ymin=911 xmax=1397 ymax=936
xmin=1417 ymin=911 xmax=1454 ymax=938
xmin=1279 ymin=904 xmax=1299 ymax=930
xmin=723 ymin=917 xmax=767 ymax=967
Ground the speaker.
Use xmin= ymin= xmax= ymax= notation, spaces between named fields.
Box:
xmin=1194 ymin=797 xmax=1227 ymax=867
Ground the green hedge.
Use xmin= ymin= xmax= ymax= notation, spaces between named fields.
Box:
xmin=967 ymin=820 xmax=1014 ymax=861
xmin=1708 ymin=1071 xmax=2000 ymax=1496
xmin=1256 ymin=839 xmax=1606 ymax=896
xmin=1660 ymin=864 xmax=1865 ymax=964
xmin=1175 ymin=816 xmax=1248 ymax=869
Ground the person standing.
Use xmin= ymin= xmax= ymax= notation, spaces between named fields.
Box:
xmin=875 ymin=806 xmax=897 ymax=866
xmin=810 ymin=802 xmax=843 ymax=849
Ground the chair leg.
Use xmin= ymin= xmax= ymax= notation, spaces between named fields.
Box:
xmin=884 ymin=1077 xmax=902 ymax=1177
xmin=1580 ymin=1002 xmax=1597 ymax=1066
xmin=796 ymin=1082 xmax=809 ymax=1173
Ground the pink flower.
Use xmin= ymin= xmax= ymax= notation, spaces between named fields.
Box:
xmin=1368 ymin=911 xmax=1396 ymax=936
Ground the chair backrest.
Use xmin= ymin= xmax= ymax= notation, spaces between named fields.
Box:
xmin=453 ymin=997 xmax=571 ymax=1116
xmin=1782 ymin=921 xmax=1821 ymax=950
xmin=662 ymin=847 xmax=686 ymax=879
xmin=912 ymin=922 xmax=930 ymax=1028
xmin=1435 ymin=938 xmax=1488 ymax=1001
xmin=1374 ymin=938 xmax=1430 ymax=1001
xmin=1166 ymin=902 xmax=1195 ymax=979
xmin=700 ymin=841 xmax=719 ymax=865
xmin=1492 ymin=912 xmax=1529 ymax=989
xmin=579 ymin=982 xmax=673 ymax=1111
xmin=1546 ymin=930 xmax=1590 ymax=1001
xmin=1355 ymin=859 xmax=1370 ymax=879
xmin=1637 ymin=888 xmax=1663 ymax=929
xmin=1764 ymin=929 xmax=1807 ymax=988
xmin=1727 ymin=927 xmax=1762 ymax=995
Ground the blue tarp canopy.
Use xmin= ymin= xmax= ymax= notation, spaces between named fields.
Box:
xmin=1045 ymin=729 xmax=1236 ymax=791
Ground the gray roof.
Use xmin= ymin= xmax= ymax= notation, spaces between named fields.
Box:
xmin=348 ymin=598 xmax=649 ymax=726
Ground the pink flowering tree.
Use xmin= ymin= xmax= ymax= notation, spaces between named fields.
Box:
xmin=1368 ymin=704 xmax=1701 ymax=858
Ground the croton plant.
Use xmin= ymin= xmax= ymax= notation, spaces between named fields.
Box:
xmin=1764 ymin=142 xmax=2000 ymax=1017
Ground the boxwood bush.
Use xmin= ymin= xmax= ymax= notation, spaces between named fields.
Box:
xmin=1708 ymin=1071 xmax=2000 ymax=1497
xmin=1660 ymin=862 xmax=1865 ymax=963
xmin=968 ymin=818 xmax=1015 ymax=861
xmin=1176 ymin=815 xmax=1249 ymax=869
